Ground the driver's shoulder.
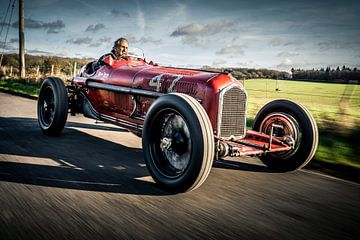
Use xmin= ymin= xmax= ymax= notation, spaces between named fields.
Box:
xmin=99 ymin=52 xmax=115 ymax=62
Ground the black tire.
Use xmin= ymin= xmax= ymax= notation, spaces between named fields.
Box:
xmin=142 ymin=93 xmax=214 ymax=192
xmin=253 ymin=99 xmax=318 ymax=171
xmin=37 ymin=77 xmax=68 ymax=136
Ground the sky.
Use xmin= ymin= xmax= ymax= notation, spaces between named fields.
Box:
xmin=0 ymin=0 xmax=359 ymax=71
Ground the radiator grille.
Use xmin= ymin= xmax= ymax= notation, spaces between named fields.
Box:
xmin=219 ymin=86 xmax=247 ymax=139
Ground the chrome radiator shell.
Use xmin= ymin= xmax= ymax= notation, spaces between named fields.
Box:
xmin=217 ymin=84 xmax=247 ymax=140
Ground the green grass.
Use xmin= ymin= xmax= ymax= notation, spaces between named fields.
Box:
xmin=244 ymin=79 xmax=360 ymax=126
xmin=0 ymin=78 xmax=40 ymax=97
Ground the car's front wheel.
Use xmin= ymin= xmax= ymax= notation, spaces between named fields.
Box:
xmin=37 ymin=77 xmax=68 ymax=136
xmin=253 ymin=99 xmax=318 ymax=171
xmin=142 ymin=93 xmax=214 ymax=192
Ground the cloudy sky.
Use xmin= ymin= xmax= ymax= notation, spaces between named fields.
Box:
xmin=0 ymin=0 xmax=359 ymax=70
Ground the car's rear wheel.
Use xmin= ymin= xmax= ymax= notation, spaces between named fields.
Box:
xmin=142 ymin=93 xmax=214 ymax=192
xmin=253 ymin=99 xmax=318 ymax=171
xmin=37 ymin=77 xmax=68 ymax=136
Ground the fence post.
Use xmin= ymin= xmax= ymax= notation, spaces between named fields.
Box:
xmin=36 ymin=65 xmax=40 ymax=76
xmin=51 ymin=64 xmax=54 ymax=75
xmin=72 ymin=62 xmax=77 ymax=77
xmin=266 ymin=78 xmax=268 ymax=98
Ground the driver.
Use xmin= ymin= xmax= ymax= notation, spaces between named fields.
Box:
xmin=92 ymin=37 xmax=129 ymax=71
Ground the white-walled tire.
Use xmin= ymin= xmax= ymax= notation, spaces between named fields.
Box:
xmin=253 ymin=99 xmax=318 ymax=171
xmin=142 ymin=93 xmax=214 ymax=192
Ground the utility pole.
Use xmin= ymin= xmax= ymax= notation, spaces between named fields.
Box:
xmin=19 ymin=0 xmax=26 ymax=78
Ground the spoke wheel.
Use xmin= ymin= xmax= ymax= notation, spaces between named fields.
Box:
xmin=259 ymin=112 xmax=299 ymax=158
xmin=253 ymin=99 xmax=318 ymax=171
xmin=143 ymin=93 xmax=214 ymax=192
xmin=152 ymin=111 xmax=191 ymax=178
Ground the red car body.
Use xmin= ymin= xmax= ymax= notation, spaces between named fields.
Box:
xmin=72 ymin=57 xmax=291 ymax=155
xmin=75 ymin=57 xmax=228 ymax=133
xmin=37 ymin=53 xmax=318 ymax=192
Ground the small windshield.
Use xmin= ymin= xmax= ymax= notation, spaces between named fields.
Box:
xmin=127 ymin=47 xmax=145 ymax=60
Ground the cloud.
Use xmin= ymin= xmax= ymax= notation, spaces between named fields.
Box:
xmin=269 ymin=37 xmax=304 ymax=47
xmin=16 ymin=18 xmax=44 ymax=28
xmin=110 ymin=9 xmax=130 ymax=18
xmin=216 ymin=44 xmax=244 ymax=55
xmin=281 ymin=58 xmax=293 ymax=65
xmin=66 ymin=37 xmax=92 ymax=45
xmin=283 ymin=40 xmax=304 ymax=47
xmin=270 ymin=38 xmax=282 ymax=47
xmin=0 ymin=38 xmax=18 ymax=47
xmin=88 ymin=42 xmax=101 ymax=47
xmin=85 ymin=23 xmax=105 ymax=33
xmin=171 ymin=20 xmax=235 ymax=37
xmin=42 ymin=20 xmax=66 ymax=33
xmin=276 ymin=58 xmax=294 ymax=70
xmin=181 ymin=36 xmax=208 ymax=48
xmin=88 ymin=36 xmax=112 ymax=47
xmin=9 ymin=38 xmax=18 ymax=43
xmin=236 ymin=61 xmax=259 ymax=68
xmin=277 ymin=52 xmax=299 ymax=57
xmin=99 ymin=36 xmax=112 ymax=43
xmin=138 ymin=37 xmax=162 ymax=45
xmin=171 ymin=20 xmax=236 ymax=49
xmin=126 ymin=36 xmax=162 ymax=45
xmin=212 ymin=59 xmax=227 ymax=66
xmin=0 ymin=41 xmax=16 ymax=51
xmin=26 ymin=49 xmax=54 ymax=55
xmin=47 ymin=28 xmax=60 ymax=34
xmin=65 ymin=36 xmax=111 ymax=47
xmin=136 ymin=7 xmax=145 ymax=32
xmin=12 ymin=18 xmax=65 ymax=34
xmin=171 ymin=23 xmax=204 ymax=37
xmin=318 ymin=42 xmax=331 ymax=51
xmin=318 ymin=41 xmax=360 ymax=51
xmin=125 ymin=36 xmax=137 ymax=43
xmin=0 ymin=21 xmax=10 ymax=27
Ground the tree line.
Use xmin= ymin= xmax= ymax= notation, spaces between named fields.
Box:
xmin=291 ymin=66 xmax=360 ymax=82
xmin=0 ymin=54 xmax=94 ymax=78
xmin=202 ymin=66 xmax=360 ymax=82
xmin=202 ymin=66 xmax=291 ymax=80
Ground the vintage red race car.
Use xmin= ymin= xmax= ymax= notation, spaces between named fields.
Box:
xmin=37 ymin=49 xmax=318 ymax=192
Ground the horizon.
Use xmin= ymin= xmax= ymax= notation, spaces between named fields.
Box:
xmin=1 ymin=0 xmax=359 ymax=71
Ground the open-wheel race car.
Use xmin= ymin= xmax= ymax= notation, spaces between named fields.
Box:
xmin=37 ymin=49 xmax=318 ymax=192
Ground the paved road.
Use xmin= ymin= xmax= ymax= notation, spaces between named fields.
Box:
xmin=0 ymin=92 xmax=359 ymax=240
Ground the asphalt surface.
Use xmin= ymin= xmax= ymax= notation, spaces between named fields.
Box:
xmin=0 ymin=91 xmax=359 ymax=240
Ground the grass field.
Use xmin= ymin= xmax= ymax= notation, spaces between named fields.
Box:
xmin=244 ymin=79 xmax=360 ymax=169
xmin=0 ymin=78 xmax=40 ymax=97
xmin=244 ymin=79 xmax=360 ymax=127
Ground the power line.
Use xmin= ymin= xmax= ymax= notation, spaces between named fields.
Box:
xmin=0 ymin=0 xmax=16 ymax=67
xmin=0 ymin=0 xmax=12 ymax=38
